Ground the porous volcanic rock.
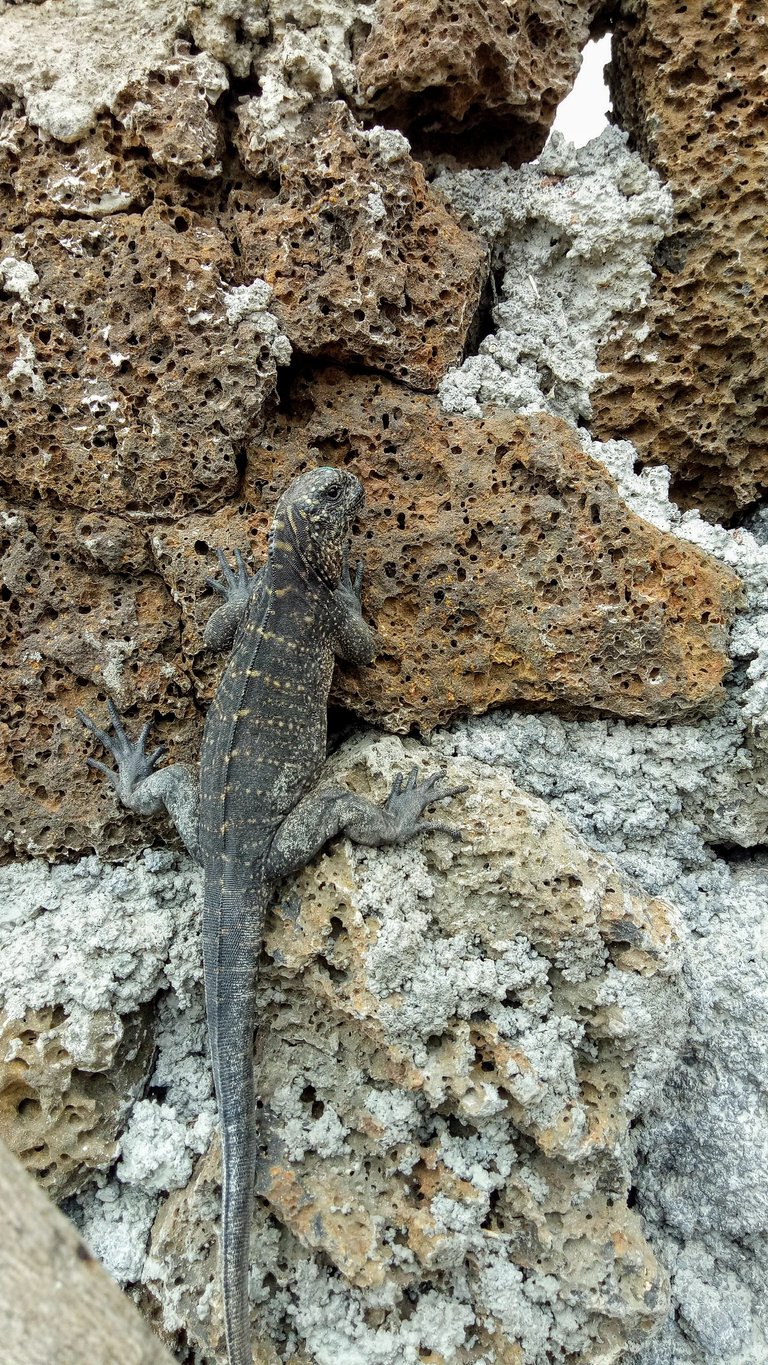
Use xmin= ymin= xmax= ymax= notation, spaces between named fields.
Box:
xmin=0 ymin=369 xmax=741 ymax=860
xmin=230 ymin=101 xmax=488 ymax=389
xmin=355 ymin=0 xmax=601 ymax=166
xmin=0 ymin=500 xmax=200 ymax=861
xmin=111 ymin=42 xmax=228 ymax=179
xmin=592 ymin=0 xmax=768 ymax=518
xmin=229 ymin=369 xmax=738 ymax=729
xmin=0 ymin=204 xmax=291 ymax=515
xmin=141 ymin=737 xmax=684 ymax=1365
xmin=0 ymin=1004 xmax=153 ymax=1200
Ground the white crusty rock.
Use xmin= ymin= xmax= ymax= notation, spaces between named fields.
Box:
xmin=436 ymin=127 xmax=673 ymax=426
xmin=1 ymin=738 xmax=685 ymax=1364
xmin=147 ymin=738 xmax=684 ymax=1362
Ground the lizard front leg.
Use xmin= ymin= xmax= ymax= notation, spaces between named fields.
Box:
xmin=327 ymin=551 xmax=375 ymax=665
xmin=265 ymin=766 xmax=466 ymax=879
xmin=77 ymin=700 xmax=200 ymax=862
xmin=204 ymin=549 xmax=264 ymax=652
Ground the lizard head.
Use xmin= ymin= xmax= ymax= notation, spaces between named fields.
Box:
xmin=271 ymin=466 xmax=364 ymax=586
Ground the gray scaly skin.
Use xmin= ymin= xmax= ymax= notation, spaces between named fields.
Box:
xmin=78 ymin=467 xmax=465 ymax=1365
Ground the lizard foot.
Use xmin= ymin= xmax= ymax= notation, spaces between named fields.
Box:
xmin=383 ymin=766 xmax=467 ymax=843
xmin=339 ymin=543 xmax=364 ymax=606
xmin=205 ymin=548 xmax=255 ymax=609
xmin=76 ymin=699 xmax=165 ymax=805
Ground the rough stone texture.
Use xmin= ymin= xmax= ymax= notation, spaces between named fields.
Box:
xmin=631 ymin=860 xmax=768 ymax=1365
xmin=591 ymin=0 xmax=768 ymax=518
xmin=1 ymin=6 xmax=766 ymax=1362
xmin=243 ymin=368 xmax=740 ymax=729
xmin=1 ymin=1137 xmax=175 ymax=1365
xmin=0 ymin=740 xmax=686 ymax=1365
xmin=440 ymin=711 xmax=768 ymax=1365
xmin=230 ymin=101 xmax=487 ymax=389
xmin=430 ymin=113 xmax=768 ymax=1365
xmin=355 ymin=0 xmax=600 ymax=165
xmin=111 ymin=42 xmax=229 ymax=179
xmin=436 ymin=128 xmax=673 ymax=428
xmin=0 ymin=206 xmax=291 ymax=515
xmin=0 ymin=0 xmax=604 ymax=177
xmin=431 ymin=453 xmax=768 ymax=1365
xmin=0 ymin=1004 xmax=153 ymax=1200
xmin=1 ymin=364 xmax=741 ymax=860
xmin=0 ymin=500 xmax=201 ymax=861
xmin=0 ymin=0 xmax=192 ymax=144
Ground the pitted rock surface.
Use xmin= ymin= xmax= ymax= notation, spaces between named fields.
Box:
xmin=230 ymin=101 xmax=488 ymax=389
xmin=0 ymin=204 xmax=290 ymax=515
xmin=140 ymin=738 xmax=683 ymax=1365
xmin=0 ymin=1004 xmax=153 ymax=1200
xmin=355 ymin=0 xmax=600 ymax=166
xmin=0 ymin=368 xmax=741 ymax=860
xmin=111 ymin=42 xmax=228 ymax=179
xmin=592 ymin=0 xmax=768 ymax=518
xmin=237 ymin=370 xmax=740 ymax=729
xmin=0 ymin=501 xmax=200 ymax=861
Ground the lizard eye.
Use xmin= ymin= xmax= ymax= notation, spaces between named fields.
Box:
xmin=325 ymin=484 xmax=342 ymax=501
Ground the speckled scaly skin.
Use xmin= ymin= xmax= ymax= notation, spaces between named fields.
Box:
xmin=78 ymin=467 xmax=464 ymax=1365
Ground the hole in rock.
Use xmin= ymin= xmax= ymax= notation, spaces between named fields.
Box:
xmin=551 ymin=34 xmax=612 ymax=147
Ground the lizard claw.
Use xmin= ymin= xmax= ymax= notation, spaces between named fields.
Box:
xmin=77 ymin=702 xmax=164 ymax=802
xmin=383 ymin=767 xmax=467 ymax=843
xmin=339 ymin=543 xmax=364 ymax=604
xmin=205 ymin=548 xmax=254 ymax=602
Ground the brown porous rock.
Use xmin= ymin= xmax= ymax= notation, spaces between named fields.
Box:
xmin=0 ymin=1005 xmax=153 ymax=1200
xmin=592 ymin=0 xmax=768 ymax=518
xmin=0 ymin=203 xmax=291 ymax=516
xmin=140 ymin=738 xmax=685 ymax=1365
xmin=229 ymin=101 xmax=488 ymax=389
xmin=0 ymin=366 xmax=741 ymax=861
xmin=355 ymin=0 xmax=602 ymax=166
xmin=111 ymin=42 xmax=228 ymax=179
xmin=189 ymin=368 xmax=737 ymax=730
xmin=0 ymin=501 xmax=201 ymax=861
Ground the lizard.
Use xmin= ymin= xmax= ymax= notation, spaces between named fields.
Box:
xmin=77 ymin=466 xmax=465 ymax=1365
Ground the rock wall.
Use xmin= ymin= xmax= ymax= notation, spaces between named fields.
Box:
xmin=592 ymin=0 xmax=768 ymax=519
xmin=0 ymin=3 xmax=766 ymax=1365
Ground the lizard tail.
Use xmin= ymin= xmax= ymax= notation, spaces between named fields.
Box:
xmin=204 ymin=888 xmax=267 ymax=1365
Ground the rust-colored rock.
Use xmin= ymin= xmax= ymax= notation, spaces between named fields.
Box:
xmin=593 ymin=0 xmax=768 ymax=518
xmin=0 ymin=204 xmax=290 ymax=515
xmin=356 ymin=0 xmax=600 ymax=166
xmin=0 ymin=1004 xmax=152 ymax=1199
xmin=0 ymin=501 xmax=200 ymax=860
xmin=0 ymin=368 xmax=741 ymax=860
xmin=1 ymin=107 xmax=155 ymax=223
xmin=112 ymin=42 xmax=227 ymax=180
xmin=140 ymin=739 xmax=680 ymax=1364
xmin=230 ymin=101 xmax=487 ymax=389
xmin=230 ymin=369 xmax=738 ymax=729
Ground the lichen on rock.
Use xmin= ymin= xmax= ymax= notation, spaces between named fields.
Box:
xmin=436 ymin=126 xmax=673 ymax=426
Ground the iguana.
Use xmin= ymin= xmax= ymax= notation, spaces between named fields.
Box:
xmin=78 ymin=466 xmax=464 ymax=1365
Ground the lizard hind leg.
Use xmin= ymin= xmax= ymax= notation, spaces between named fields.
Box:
xmin=264 ymin=767 xmax=467 ymax=880
xmin=77 ymin=700 xmax=200 ymax=862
